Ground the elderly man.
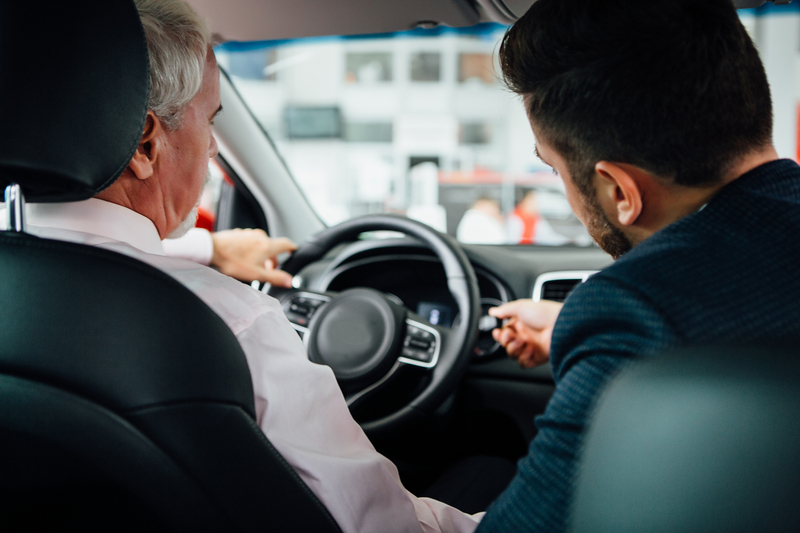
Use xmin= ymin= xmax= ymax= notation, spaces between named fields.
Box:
xmin=481 ymin=0 xmax=800 ymax=531
xmin=0 ymin=1 xmax=481 ymax=532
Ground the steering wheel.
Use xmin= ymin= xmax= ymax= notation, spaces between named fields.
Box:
xmin=268 ymin=214 xmax=480 ymax=435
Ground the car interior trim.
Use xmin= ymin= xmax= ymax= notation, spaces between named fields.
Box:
xmin=4 ymin=184 xmax=25 ymax=233
xmin=214 ymin=70 xmax=324 ymax=244
xmin=473 ymin=0 xmax=519 ymax=23
xmin=280 ymin=291 xmax=332 ymax=348
xmin=532 ymin=270 xmax=599 ymax=301
xmin=475 ymin=268 xmax=511 ymax=303
xmin=345 ymin=361 xmax=402 ymax=407
xmin=319 ymin=251 xmax=510 ymax=304
xmin=476 ymin=297 xmax=505 ymax=358
xmin=398 ymin=319 xmax=441 ymax=369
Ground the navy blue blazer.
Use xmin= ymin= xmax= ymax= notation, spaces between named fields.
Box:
xmin=477 ymin=159 xmax=800 ymax=532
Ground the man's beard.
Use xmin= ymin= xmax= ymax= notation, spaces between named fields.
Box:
xmin=167 ymin=206 xmax=199 ymax=239
xmin=166 ymin=169 xmax=211 ymax=240
xmin=581 ymin=190 xmax=633 ymax=260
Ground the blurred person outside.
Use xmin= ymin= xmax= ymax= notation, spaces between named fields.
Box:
xmin=506 ymin=189 xmax=569 ymax=245
xmin=456 ymin=197 xmax=506 ymax=244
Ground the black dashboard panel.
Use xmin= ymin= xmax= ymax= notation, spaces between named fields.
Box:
xmin=294 ymin=237 xmax=613 ymax=448
xmin=461 ymin=243 xmax=613 ymax=301
xmin=297 ymin=237 xmax=613 ymax=378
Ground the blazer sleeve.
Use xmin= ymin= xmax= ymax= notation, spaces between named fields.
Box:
xmin=477 ymin=274 xmax=679 ymax=533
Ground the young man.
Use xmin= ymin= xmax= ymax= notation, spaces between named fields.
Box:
xmin=482 ymin=0 xmax=800 ymax=531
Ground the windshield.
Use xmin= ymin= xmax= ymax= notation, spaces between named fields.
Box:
xmin=215 ymin=24 xmax=591 ymax=247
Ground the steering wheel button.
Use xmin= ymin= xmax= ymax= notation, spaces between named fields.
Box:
xmin=402 ymin=347 xmax=432 ymax=362
xmin=409 ymin=338 xmax=431 ymax=350
xmin=286 ymin=312 xmax=308 ymax=326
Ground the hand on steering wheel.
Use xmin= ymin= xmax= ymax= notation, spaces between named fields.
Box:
xmin=268 ymin=214 xmax=480 ymax=435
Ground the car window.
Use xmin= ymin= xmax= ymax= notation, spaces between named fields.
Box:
xmin=215 ymin=24 xmax=591 ymax=246
xmin=215 ymin=6 xmax=800 ymax=247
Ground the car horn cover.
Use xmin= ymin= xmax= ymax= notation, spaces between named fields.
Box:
xmin=307 ymin=289 xmax=404 ymax=389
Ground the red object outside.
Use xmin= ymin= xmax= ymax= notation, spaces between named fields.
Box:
xmin=796 ymin=104 xmax=800 ymax=162
xmin=512 ymin=207 xmax=540 ymax=245
xmin=195 ymin=206 xmax=215 ymax=231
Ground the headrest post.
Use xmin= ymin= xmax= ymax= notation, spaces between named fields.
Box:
xmin=4 ymin=183 xmax=26 ymax=233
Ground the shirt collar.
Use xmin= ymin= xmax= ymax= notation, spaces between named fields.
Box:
xmin=26 ymin=198 xmax=164 ymax=255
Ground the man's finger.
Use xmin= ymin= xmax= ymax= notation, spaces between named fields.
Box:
xmin=506 ymin=339 xmax=525 ymax=357
xmin=488 ymin=299 xmax=532 ymax=319
xmin=258 ymin=268 xmax=294 ymax=288
xmin=269 ymin=237 xmax=297 ymax=256
xmin=223 ymin=262 xmax=293 ymax=287
xmin=497 ymin=327 xmax=518 ymax=348
xmin=517 ymin=343 xmax=536 ymax=367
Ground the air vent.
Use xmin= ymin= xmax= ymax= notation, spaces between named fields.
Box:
xmin=533 ymin=271 xmax=599 ymax=303
xmin=541 ymin=279 xmax=581 ymax=302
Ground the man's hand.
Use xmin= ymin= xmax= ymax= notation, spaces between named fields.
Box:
xmin=489 ymin=299 xmax=563 ymax=369
xmin=210 ymin=228 xmax=297 ymax=287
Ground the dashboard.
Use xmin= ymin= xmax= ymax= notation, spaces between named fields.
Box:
xmin=296 ymin=237 xmax=613 ymax=375
xmin=288 ymin=236 xmax=613 ymax=444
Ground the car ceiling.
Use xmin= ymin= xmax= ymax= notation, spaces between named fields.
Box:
xmin=187 ymin=0 xmax=785 ymax=43
xmin=184 ymin=0 xmax=532 ymax=42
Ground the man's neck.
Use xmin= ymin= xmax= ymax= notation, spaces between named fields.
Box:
xmin=721 ymin=144 xmax=780 ymax=185
xmin=679 ymin=144 xmax=780 ymax=214
xmin=629 ymin=145 xmax=780 ymax=246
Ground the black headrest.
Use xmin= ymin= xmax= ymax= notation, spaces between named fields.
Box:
xmin=0 ymin=0 xmax=149 ymax=202
xmin=571 ymin=345 xmax=800 ymax=533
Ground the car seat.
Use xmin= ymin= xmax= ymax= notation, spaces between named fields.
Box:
xmin=0 ymin=1 xmax=341 ymax=531
xmin=570 ymin=345 xmax=800 ymax=533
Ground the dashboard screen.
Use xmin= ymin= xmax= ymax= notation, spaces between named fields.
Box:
xmin=417 ymin=301 xmax=452 ymax=328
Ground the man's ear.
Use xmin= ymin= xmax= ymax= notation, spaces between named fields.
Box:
xmin=593 ymin=161 xmax=643 ymax=227
xmin=127 ymin=111 xmax=163 ymax=181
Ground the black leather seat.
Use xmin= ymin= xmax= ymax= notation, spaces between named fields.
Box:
xmin=570 ymin=345 xmax=800 ymax=533
xmin=0 ymin=1 xmax=340 ymax=531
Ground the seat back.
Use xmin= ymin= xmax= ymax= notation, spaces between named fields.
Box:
xmin=0 ymin=1 xmax=341 ymax=530
xmin=570 ymin=346 xmax=800 ymax=533
xmin=0 ymin=233 xmax=341 ymax=532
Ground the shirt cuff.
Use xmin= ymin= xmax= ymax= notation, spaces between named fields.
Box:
xmin=161 ymin=227 xmax=214 ymax=265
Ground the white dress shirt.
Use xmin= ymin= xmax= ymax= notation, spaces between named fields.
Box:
xmin=1 ymin=198 xmax=481 ymax=533
xmin=456 ymin=209 xmax=506 ymax=245
xmin=162 ymin=227 xmax=215 ymax=265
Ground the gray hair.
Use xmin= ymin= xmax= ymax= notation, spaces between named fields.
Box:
xmin=135 ymin=0 xmax=211 ymax=130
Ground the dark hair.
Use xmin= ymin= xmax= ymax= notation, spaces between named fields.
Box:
xmin=500 ymin=0 xmax=772 ymax=193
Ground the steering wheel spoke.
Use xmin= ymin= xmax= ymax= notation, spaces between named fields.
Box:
xmin=274 ymin=289 xmax=333 ymax=336
xmin=398 ymin=317 xmax=442 ymax=369
xmin=268 ymin=214 xmax=480 ymax=433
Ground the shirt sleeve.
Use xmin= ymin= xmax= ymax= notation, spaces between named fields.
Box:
xmin=476 ymin=275 xmax=679 ymax=533
xmin=161 ymin=227 xmax=214 ymax=265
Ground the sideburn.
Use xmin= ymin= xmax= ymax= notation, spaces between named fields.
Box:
xmin=580 ymin=187 xmax=633 ymax=260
